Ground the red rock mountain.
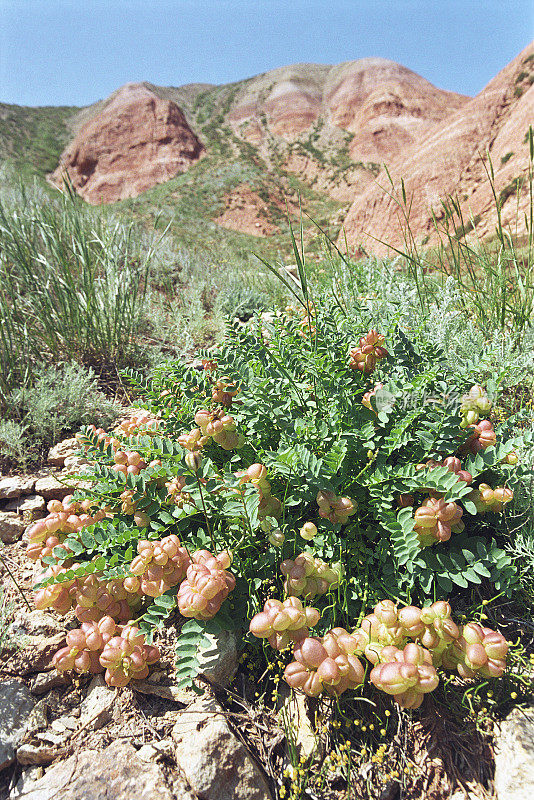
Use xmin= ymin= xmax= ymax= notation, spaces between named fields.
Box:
xmin=50 ymin=83 xmax=204 ymax=204
xmin=225 ymin=58 xmax=468 ymax=158
xmin=45 ymin=48 xmax=533 ymax=249
xmin=339 ymin=43 xmax=534 ymax=254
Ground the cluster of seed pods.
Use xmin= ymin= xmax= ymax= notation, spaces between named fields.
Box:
xmin=413 ymin=497 xmax=464 ymax=546
xmin=114 ymin=410 xmax=161 ymax=437
xmin=316 ymin=490 xmax=357 ymax=524
xmin=111 ymin=449 xmax=148 ymax=476
xmin=53 ymin=616 xmax=160 ymax=687
xmin=25 ymin=497 xmax=109 ymax=562
xmin=177 ymin=549 xmax=236 ymax=620
xmin=165 ymin=475 xmax=190 ymax=507
xmin=280 ymin=552 xmax=341 ymax=600
xmin=73 ymin=574 xmax=139 ymax=623
xmin=466 ymin=483 xmax=514 ymax=513
xmin=249 ymin=597 xmax=321 ymax=650
xmin=459 ymin=385 xmax=492 ymax=428
xmin=235 ymin=463 xmax=283 ymax=521
xmin=416 ymin=455 xmax=473 ymax=486
xmin=284 ymin=629 xmax=366 ymax=697
xmin=124 ymin=535 xmax=191 ymax=598
xmin=211 ymin=376 xmax=240 ymax=408
xmin=349 ymin=330 xmax=388 ymax=374
xmin=461 ymin=420 xmax=497 ymax=455
xmin=369 ymin=643 xmax=439 ymax=709
xmin=274 ymin=599 xmax=509 ymax=706
xmin=441 ymin=622 xmax=509 ymax=678
xmin=34 ymin=564 xmax=138 ymax=623
xmin=193 ymin=408 xmax=244 ymax=451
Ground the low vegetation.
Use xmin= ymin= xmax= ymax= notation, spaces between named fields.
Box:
xmin=0 ymin=129 xmax=533 ymax=800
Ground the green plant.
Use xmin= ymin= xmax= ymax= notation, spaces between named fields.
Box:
xmin=0 ymin=362 xmax=121 ymax=469
xmin=0 ymin=181 xmax=162 ymax=403
xmin=23 ymin=277 xmax=529 ymax=701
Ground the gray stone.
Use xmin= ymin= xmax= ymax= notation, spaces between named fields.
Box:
xmin=47 ymin=438 xmax=80 ymax=467
xmin=25 ymin=698 xmax=49 ymax=736
xmin=0 ymin=476 xmax=36 ymax=499
xmin=30 ymin=672 xmax=68 ymax=696
xmin=172 ymin=696 xmax=273 ymax=800
xmin=33 ymin=475 xmax=70 ymax=501
xmin=0 ymin=680 xmax=35 ymax=769
xmin=136 ymin=739 xmax=174 ymax=762
xmin=9 ymin=767 xmax=44 ymax=799
xmin=494 ymin=705 xmax=534 ymax=800
xmin=8 ymin=740 xmax=180 ymax=800
xmin=197 ymin=629 xmax=238 ymax=687
xmin=0 ymin=510 xmax=27 ymax=543
xmin=79 ymin=674 xmax=114 ymax=731
xmin=62 ymin=455 xmax=90 ymax=472
xmin=16 ymin=743 xmax=65 ymax=766
xmin=10 ymin=609 xmax=66 ymax=639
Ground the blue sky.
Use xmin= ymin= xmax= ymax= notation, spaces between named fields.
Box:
xmin=1 ymin=0 xmax=532 ymax=107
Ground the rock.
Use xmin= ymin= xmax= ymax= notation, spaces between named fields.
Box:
xmin=0 ymin=476 xmax=36 ymax=499
xmin=132 ymin=678 xmax=194 ymax=705
xmin=17 ymin=743 xmax=66 ymax=766
xmin=136 ymin=739 xmax=174 ymax=762
xmin=494 ymin=705 xmax=534 ymax=800
xmin=17 ymin=632 xmax=67 ymax=675
xmin=79 ymin=675 xmax=114 ymax=731
xmin=62 ymin=455 xmax=90 ymax=472
xmin=8 ymin=740 xmax=181 ymax=800
xmin=340 ymin=42 xmax=534 ymax=254
xmin=30 ymin=672 xmax=69 ymax=696
xmin=25 ymin=698 xmax=49 ymax=736
xmin=172 ymin=696 xmax=273 ymax=800
xmin=9 ymin=767 xmax=44 ymax=799
xmin=50 ymin=83 xmax=205 ymax=205
xmin=280 ymin=691 xmax=318 ymax=759
xmin=0 ymin=680 xmax=35 ymax=769
xmin=10 ymin=609 xmax=66 ymax=639
xmin=197 ymin=629 xmax=238 ymax=687
xmin=5 ymin=495 xmax=46 ymax=519
xmin=0 ymin=510 xmax=27 ymax=543
xmin=33 ymin=475 xmax=71 ymax=501
xmin=47 ymin=438 xmax=80 ymax=467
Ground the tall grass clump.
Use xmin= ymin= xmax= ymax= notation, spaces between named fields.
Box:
xmin=0 ymin=181 xmax=163 ymax=406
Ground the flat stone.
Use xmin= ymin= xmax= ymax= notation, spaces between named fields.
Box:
xmin=33 ymin=475 xmax=70 ymax=501
xmin=132 ymin=679 xmax=194 ymax=704
xmin=47 ymin=439 xmax=80 ymax=467
xmin=5 ymin=495 xmax=47 ymax=519
xmin=17 ymin=632 xmax=67 ymax=675
xmin=0 ymin=511 xmax=27 ymax=543
xmin=79 ymin=675 xmax=114 ymax=731
xmin=10 ymin=610 xmax=66 ymax=639
xmin=30 ymin=672 xmax=69 ymax=696
xmin=0 ymin=476 xmax=36 ymax=499
xmin=16 ymin=743 xmax=66 ymax=766
xmin=494 ymin=705 xmax=534 ymax=800
xmin=0 ymin=680 xmax=35 ymax=770
xmin=63 ymin=455 xmax=90 ymax=472
xmin=197 ymin=629 xmax=238 ymax=687
xmin=136 ymin=739 xmax=174 ymax=762
xmin=172 ymin=696 xmax=273 ymax=800
xmin=8 ymin=740 xmax=181 ymax=800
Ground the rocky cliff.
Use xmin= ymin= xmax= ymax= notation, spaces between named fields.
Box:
xmin=339 ymin=43 xmax=534 ymax=254
xmin=50 ymin=83 xmax=204 ymax=204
